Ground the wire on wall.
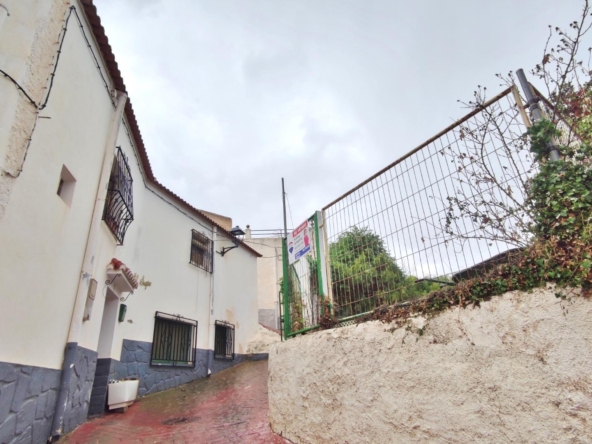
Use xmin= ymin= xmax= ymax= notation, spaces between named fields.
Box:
xmin=1 ymin=3 xmax=250 ymax=252
xmin=0 ymin=70 xmax=37 ymax=107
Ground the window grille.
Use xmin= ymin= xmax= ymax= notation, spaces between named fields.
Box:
xmin=190 ymin=230 xmax=213 ymax=272
xmin=103 ymin=146 xmax=134 ymax=244
xmin=214 ymin=320 xmax=235 ymax=360
xmin=150 ymin=312 xmax=198 ymax=367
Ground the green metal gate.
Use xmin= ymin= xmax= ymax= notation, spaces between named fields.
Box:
xmin=280 ymin=211 xmax=329 ymax=338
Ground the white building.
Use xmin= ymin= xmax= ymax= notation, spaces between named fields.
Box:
xmin=243 ymin=228 xmax=284 ymax=330
xmin=0 ymin=1 xmax=261 ymax=442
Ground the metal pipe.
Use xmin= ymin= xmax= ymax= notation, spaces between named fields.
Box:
xmin=207 ymin=226 xmax=217 ymax=375
xmin=50 ymin=91 xmax=127 ymax=441
xmin=516 ymin=69 xmax=560 ymax=161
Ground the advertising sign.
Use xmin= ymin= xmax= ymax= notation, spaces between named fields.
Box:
xmin=287 ymin=219 xmax=311 ymax=264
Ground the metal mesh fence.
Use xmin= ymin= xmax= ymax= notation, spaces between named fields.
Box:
xmin=281 ymin=83 xmax=580 ymax=335
xmin=322 ymin=86 xmax=536 ymax=319
xmin=283 ymin=216 xmax=322 ymax=334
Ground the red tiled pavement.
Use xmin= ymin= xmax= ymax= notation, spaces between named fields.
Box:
xmin=62 ymin=360 xmax=286 ymax=444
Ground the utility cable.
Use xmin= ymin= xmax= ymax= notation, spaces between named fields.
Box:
xmin=0 ymin=69 xmax=37 ymax=107
xmin=0 ymin=4 xmax=251 ymax=253
xmin=0 ymin=6 xmax=74 ymax=110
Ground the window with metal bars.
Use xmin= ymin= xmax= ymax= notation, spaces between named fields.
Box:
xmin=103 ymin=146 xmax=134 ymax=244
xmin=214 ymin=321 xmax=235 ymax=360
xmin=190 ymin=230 xmax=213 ymax=272
xmin=150 ymin=312 xmax=198 ymax=367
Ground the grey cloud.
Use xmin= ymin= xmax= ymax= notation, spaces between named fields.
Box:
xmin=243 ymin=50 xmax=308 ymax=89
xmin=95 ymin=0 xmax=585 ymax=230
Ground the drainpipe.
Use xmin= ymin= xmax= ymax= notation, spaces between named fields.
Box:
xmin=50 ymin=92 xmax=127 ymax=441
xmin=0 ymin=4 xmax=9 ymax=33
xmin=207 ymin=226 xmax=217 ymax=375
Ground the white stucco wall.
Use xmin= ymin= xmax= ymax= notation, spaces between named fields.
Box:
xmin=269 ymin=288 xmax=592 ymax=443
xmin=77 ymin=123 xmax=260 ymax=360
xmin=213 ymin=235 xmax=260 ymax=354
xmin=0 ymin=0 xmax=69 ymax=219
xmin=0 ymin=0 xmax=260 ymax=372
xmin=244 ymin=235 xmax=282 ymax=329
xmin=244 ymin=236 xmax=282 ymax=310
xmin=0 ymin=0 xmax=115 ymax=370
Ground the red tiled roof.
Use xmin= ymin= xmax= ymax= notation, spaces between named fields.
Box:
xmin=79 ymin=0 xmax=261 ymax=258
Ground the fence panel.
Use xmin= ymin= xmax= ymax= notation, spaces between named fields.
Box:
xmin=282 ymin=84 xmax=578 ymax=336
xmin=281 ymin=212 xmax=326 ymax=337
xmin=322 ymin=86 xmax=536 ymax=320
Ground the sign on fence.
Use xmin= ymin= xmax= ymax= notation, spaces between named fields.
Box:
xmin=287 ymin=220 xmax=311 ymax=264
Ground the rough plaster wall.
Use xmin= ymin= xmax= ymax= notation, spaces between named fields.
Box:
xmin=269 ymin=288 xmax=592 ymax=444
xmin=0 ymin=0 xmax=69 ymax=221
xmin=246 ymin=324 xmax=280 ymax=354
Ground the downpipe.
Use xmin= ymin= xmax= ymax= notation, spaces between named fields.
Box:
xmin=49 ymin=92 xmax=127 ymax=442
xmin=207 ymin=226 xmax=217 ymax=375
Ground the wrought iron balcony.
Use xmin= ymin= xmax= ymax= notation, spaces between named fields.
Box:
xmin=103 ymin=146 xmax=134 ymax=244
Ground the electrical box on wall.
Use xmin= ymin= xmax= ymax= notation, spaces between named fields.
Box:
xmin=118 ymin=304 xmax=127 ymax=322
xmin=82 ymin=279 xmax=98 ymax=321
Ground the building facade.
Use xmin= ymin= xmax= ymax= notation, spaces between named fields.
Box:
xmin=243 ymin=228 xmax=283 ymax=330
xmin=0 ymin=1 xmax=260 ymax=442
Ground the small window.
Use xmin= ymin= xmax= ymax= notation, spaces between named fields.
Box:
xmin=150 ymin=312 xmax=198 ymax=367
xmin=214 ymin=320 xmax=235 ymax=360
xmin=57 ymin=165 xmax=76 ymax=206
xmin=190 ymin=230 xmax=213 ymax=272
xmin=103 ymin=146 xmax=134 ymax=244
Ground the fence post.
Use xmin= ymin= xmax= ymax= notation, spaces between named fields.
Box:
xmin=320 ymin=210 xmax=333 ymax=312
xmin=281 ymin=237 xmax=291 ymax=338
xmin=516 ymin=68 xmax=560 ymax=161
xmin=511 ymin=85 xmax=532 ymax=128
xmin=313 ymin=211 xmax=328 ymax=316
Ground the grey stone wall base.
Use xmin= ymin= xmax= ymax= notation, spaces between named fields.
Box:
xmin=0 ymin=361 xmax=60 ymax=444
xmin=244 ymin=353 xmax=269 ymax=361
xmin=0 ymin=343 xmax=259 ymax=441
xmin=107 ymin=340 xmax=246 ymax=400
xmin=61 ymin=346 xmax=97 ymax=434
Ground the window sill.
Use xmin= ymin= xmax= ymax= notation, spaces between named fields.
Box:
xmin=150 ymin=361 xmax=196 ymax=368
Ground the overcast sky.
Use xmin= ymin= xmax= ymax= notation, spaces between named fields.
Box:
xmin=95 ymin=0 xmax=584 ymax=231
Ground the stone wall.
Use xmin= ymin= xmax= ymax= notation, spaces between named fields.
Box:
xmin=269 ymin=288 xmax=592 ymax=443
xmin=0 ymin=346 xmax=96 ymax=443
xmin=62 ymin=346 xmax=97 ymax=434
xmin=0 ymin=361 xmax=60 ymax=444
xmin=113 ymin=341 xmax=214 ymax=397
xmin=89 ymin=339 xmax=246 ymax=417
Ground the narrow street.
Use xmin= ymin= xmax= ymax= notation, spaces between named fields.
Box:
xmin=62 ymin=360 xmax=285 ymax=443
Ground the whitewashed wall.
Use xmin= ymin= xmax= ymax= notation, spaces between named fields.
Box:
xmin=213 ymin=235 xmax=260 ymax=354
xmin=269 ymin=288 xmax=592 ymax=443
xmin=0 ymin=0 xmax=115 ymax=370
xmin=244 ymin=235 xmax=282 ymax=329
xmin=0 ymin=0 xmax=70 ymax=219
xmin=0 ymin=0 xmax=259 ymax=372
